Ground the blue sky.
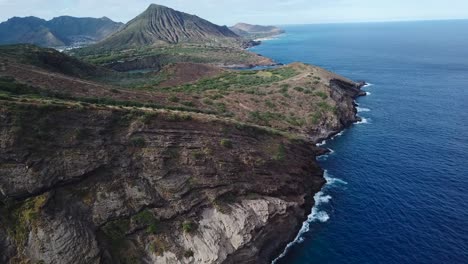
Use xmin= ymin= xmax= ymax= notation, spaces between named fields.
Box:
xmin=1 ymin=0 xmax=468 ymax=25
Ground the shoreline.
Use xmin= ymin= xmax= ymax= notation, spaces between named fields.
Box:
xmin=245 ymin=30 xmax=369 ymax=263
xmin=270 ymin=81 xmax=367 ymax=263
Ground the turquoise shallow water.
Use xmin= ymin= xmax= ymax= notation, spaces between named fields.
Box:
xmin=250 ymin=21 xmax=468 ymax=264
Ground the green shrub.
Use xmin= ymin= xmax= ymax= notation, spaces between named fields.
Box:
xmin=274 ymin=144 xmax=286 ymax=161
xmin=310 ymin=112 xmax=322 ymax=124
xmin=168 ymin=95 xmax=180 ymax=102
xmin=182 ymin=220 xmax=197 ymax=233
xmin=220 ymin=139 xmax=233 ymax=148
xmin=149 ymin=238 xmax=166 ymax=256
xmin=140 ymin=112 xmax=158 ymax=124
xmin=293 ymin=87 xmax=305 ymax=92
xmin=102 ymin=219 xmax=130 ymax=244
xmin=315 ymin=91 xmax=328 ymax=99
xmin=215 ymin=102 xmax=227 ymax=113
xmin=192 ymin=151 xmax=204 ymax=160
xmin=182 ymin=101 xmax=195 ymax=107
xmin=184 ymin=250 xmax=194 ymax=258
xmin=165 ymin=113 xmax=193 ymax=122
xmin=265 ymin=100 xmax=275 ymax=109
xmin=317 ymin=102 xmax=334 ymax=112
xmin=202 ymin=98 xmax=214 ymax=105
xmin=209 ymin=94 xmax=224 ymax=100
xmin=147 ymin=222 xmax=159 ymax=234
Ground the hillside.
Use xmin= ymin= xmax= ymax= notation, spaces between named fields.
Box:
xmin=93 ymin=4 xmax=249 ymax=50
xmin=230 ymin=23 xmax=285 ymax=39
xmin=0 ymin=16 xmax=123 ymax=47
xmin=0 ymin=44 xmax=365 ymax=263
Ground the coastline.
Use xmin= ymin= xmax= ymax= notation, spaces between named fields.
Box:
xmin=270 ymin=86 xmax=367 ymax=264
xmin=0 ymin=28 xmax=369 ymax=264
xmin=269 ymin=76 xmax=367 ymax=262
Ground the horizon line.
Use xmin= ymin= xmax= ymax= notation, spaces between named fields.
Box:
xmin=1 ymin=14 xmax=467 ymax=26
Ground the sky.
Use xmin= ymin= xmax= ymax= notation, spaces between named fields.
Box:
xmin=1 ymin=0 xmax=468 ymax=25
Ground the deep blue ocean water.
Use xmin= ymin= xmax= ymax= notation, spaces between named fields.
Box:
xmin=251 ymin=20 xmax=468 ymax=264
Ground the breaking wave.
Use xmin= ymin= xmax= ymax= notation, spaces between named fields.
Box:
xmin=356 ymin=117 xmax=371 ymax=125
xmin=357 ymin=107 xmax=371 ymax=112
xmin=271 ymin=171 xmax=347 ymax=263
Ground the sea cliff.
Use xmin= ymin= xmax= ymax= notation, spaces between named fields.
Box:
xmin=0 ymin=79 xmax=364 ymax=264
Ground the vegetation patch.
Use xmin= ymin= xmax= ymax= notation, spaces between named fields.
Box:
xmin=0 ymin=194 xmax=48 ymax=248
xmin=181 ymin=220 xmax=198 ymax=234
xmin=149 ymin=238 xmax=167 ymax=256
xmin=184 ymin=249 xmax=195 ymax=258
xmin=274 ymin=144 xmax=287 ymax=161
xmin=132 ymin=210 xmax=160 ymax=234
xmin=159 ymin=67 xmax=298 ymax=93
xmin=220 ymin=139 xmax=233 ymax=148
xmin=315 ymin=91 xmax=328 ymax=99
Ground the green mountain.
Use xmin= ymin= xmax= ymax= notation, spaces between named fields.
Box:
xmin=230 ymin=23 xmax=285 ymax=39
xmin=93 ymin=4 xmax=250 ymax=50
xmin=0 ymin=16 xmax=123 ymax=47
xmin=0 ymin=44 xmax=109 ymax=78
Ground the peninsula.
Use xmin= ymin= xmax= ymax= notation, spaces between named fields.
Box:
xmin=0 ymin=4 xmax=365 ymax=264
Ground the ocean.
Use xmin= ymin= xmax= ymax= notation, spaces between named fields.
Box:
xmin=250 ymin=20 xmax=468 ymax=264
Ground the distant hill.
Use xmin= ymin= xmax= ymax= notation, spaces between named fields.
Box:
xmin=0 ymin=16 xmax=123 ymax=47
xmin=230 ymin=23 xmax=285 ymax=39
xmin=0 ymin=44 xmax=110 ymax=78
xmin=92 ymin=4 xmax=251 ymax=50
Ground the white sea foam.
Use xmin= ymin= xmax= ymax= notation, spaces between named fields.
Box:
xmin=366 ymin=92 xmax=372 ymax=96
xmin=271 ymin=171 xmax=347 ymax=263
xmin=316 ymin=140 xmax=327 ymax=147
xmin=317 ymin=148 xmax=335 ymax=161
xmin=324 ymin=170 xmax=348 ymax=185
xmin=271 ymin=190 xmax=332 ymax=263
xmin=364 ymin=83 xmax=374 ymax=88
xmin=357 ymin=107 xmax=371 ymax=112
xmin=332 ymin=131 xmax=345 ymax=139
xmin=356 ymin=117 xmax=370 ymax=125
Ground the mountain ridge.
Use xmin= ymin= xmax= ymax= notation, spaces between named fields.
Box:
xmin=0 ymin=16 xmax=123 ymax=47
xmin=92 ymin=4 xmax=252 ymax=50
xmin=230 ymin=22 xmax=285 ymax=39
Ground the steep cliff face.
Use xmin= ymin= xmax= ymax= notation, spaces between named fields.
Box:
xmin=0 ymin=104 xmax=325 ymax=263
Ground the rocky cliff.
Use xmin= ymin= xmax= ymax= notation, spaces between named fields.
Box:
xmin=0 ymin=44 xmax=365 ymax=263
xmin=0 ymin=104 xmax=328 ymax=264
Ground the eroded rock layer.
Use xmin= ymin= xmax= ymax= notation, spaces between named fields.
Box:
xmin=0 ymin=105 xmax=325 ymax=264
